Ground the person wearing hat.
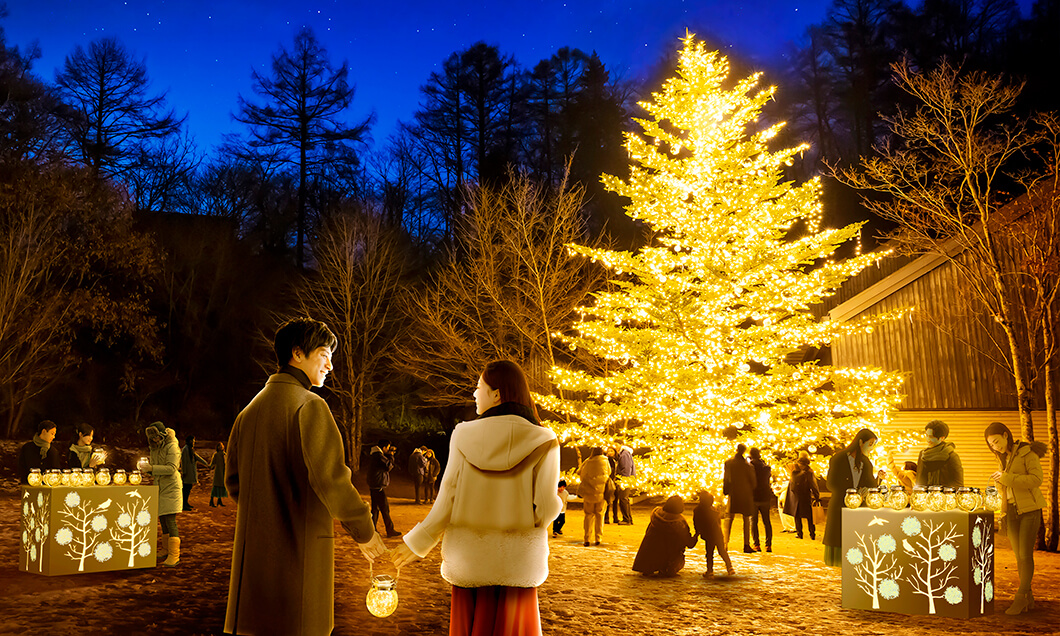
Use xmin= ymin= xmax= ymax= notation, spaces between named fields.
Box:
xmin=224 ymin=317 xmax=386 ymax=636
xmin=632 ymin=495 xmax=697 ymax=577
xmin=141 ymin=420 xmax=183 ymax=566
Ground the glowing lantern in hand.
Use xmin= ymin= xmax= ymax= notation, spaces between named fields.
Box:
xmin=984 ymin=486 xmax=1001 ymax=512
xmin=366 ymin=574 xmax=398 ymax=618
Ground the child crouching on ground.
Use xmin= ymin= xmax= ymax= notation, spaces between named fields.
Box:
xmin=693 ymin=490 xmax=734 ymax=579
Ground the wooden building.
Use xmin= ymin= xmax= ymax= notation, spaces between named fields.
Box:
xmin=819 ymin=240 xmax=1052 ymax=495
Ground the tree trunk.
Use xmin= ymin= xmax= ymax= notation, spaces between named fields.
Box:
xmin=1042 ymin=304 xmax=1059 ymax=551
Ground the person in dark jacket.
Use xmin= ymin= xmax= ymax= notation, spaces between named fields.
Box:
xmin=632 ymin=495 xmax=696 ymax=577
xmin=67 ymin=422 xmax=101 ymax=470
xmin=368 ymin=439 xmax=401 ymax=537
xmin=692 ymin=490 xmax=734 ymax=578
xmin=604 ymin=447 xmax=618 ymax=523
xmin=748 ymin=447 xmax=773 ymax=552
xmin=614 ymin=444 xmax=635 ymax=524
xmin=783 ymin=452 xmax=821 ymax=540
xmin=209 ymin=442 xmax=227 ymax=507
xmin=823 ymin=428 xmax=878 ymax=567
xmin=18 ymin=420 xmax=62 ymax=484
xmin=723 ymin=443 xmax=757 ymax=553
xmin=916 ymin=419 xmax=964 ymax=488
xmin=180 ymin=435 xmax=209 ymax=510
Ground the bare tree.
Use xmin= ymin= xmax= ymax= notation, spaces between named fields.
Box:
xmin=396 ymin=169 xmax=603 ymax=407
xmin=54 ymin=37 xmax=183 ymax=180
xmin=836 ymin=60 xmax=1059 ymax=548
xmin=234 ymin=27 xmax=372 ymax=268
xmin=297 ymin=208 xmax=409 ymax=470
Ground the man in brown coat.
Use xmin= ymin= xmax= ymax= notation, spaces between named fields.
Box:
xmin=225 ymin=318 xmax=387 ymax=636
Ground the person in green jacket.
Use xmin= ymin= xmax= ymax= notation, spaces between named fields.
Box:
xmin=916 ymin=419 xmax=964 ymax=488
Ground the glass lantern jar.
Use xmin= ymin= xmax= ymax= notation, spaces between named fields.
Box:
xmin=81 ymin=469 xmax=96 ymax=487
xmin=27 ymin=468 xmax=42 ymax=487
xmin=112 ymin=469 xmax=127 ymax=485
xmin=95 ymin=468 xmax=111 ymax=486
xmin=44 ymin=469 xmax=62 ymax=487
xmin=956 ymin=487 xmax=980 ymax=512
xmin=60 ymin=469 xmax=73 ymax=487
xmin=366 ymin=574 xmax=398 ymax=618
xmin=927 ymin=486 xmax=945 ymax=511
xmin=888 ymin=485 xmax=909 ymax=510
xmin=910 ymin=486 xmax=929 ymax=511
xmin=865 ymin=487 xmax=885 ymax=509
xmin=844 ymin=488 xmax=863 ymax=509
xmin=984 ymin=486 xmax=1002 ymax=512
xmin=942 ymin=487 xmax=958 ymax=511
xmin=128 ymin=470 xmax=142 ymax=486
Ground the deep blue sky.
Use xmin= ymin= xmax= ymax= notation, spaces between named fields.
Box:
xmin=2 ymin=1 xmax=1033 ymax=154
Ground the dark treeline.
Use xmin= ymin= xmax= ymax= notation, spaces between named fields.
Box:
xmin=0 ymin=0 xmax=1055 ymax=465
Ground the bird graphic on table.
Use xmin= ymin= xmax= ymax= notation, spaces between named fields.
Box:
xmin=868 ymin=516 xmax=889 ymax=526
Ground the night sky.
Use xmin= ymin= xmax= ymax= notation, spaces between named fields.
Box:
xmin=1 ymin=0 xmax=1035 ymax=153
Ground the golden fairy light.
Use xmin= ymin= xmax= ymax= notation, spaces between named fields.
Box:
xmin=112 ymin=469 xmax=127 ymax=486
xmin=844 ymin=488 xmax=863 ymax=509
xmin=27 ymin=469 xmax=41 ymax=487
xmin=534 ymin=35 xmax=911 ymax=498
xmin=366 ymin=565 xmax=399 ymax=618
xmin=95 ymin=468 xmax=111 ymax=486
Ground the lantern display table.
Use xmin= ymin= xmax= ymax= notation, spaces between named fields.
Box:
xmin=841 ymin=508 xmax=994 ymax=618
xmin=19 ymin=485 xmax=159 ymax=576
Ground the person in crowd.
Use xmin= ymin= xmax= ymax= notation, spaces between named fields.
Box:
xmin=783 ymin=451 xmax=821 ymax=540
xmin=723 ymin=443 xmax=757 ymax=553
xmin=424 ymin=448 xmax=441 ymax=503
xmin=368 ymin=439 xmax=401 ymax=537
xmin=392 ymin=359 xmax=561 ymax=636
xmin=632 ymin=495 xmax=697 ymax=577
xmin=916 ymin=419 xmax=964 ymax=488
xmin=886 ymin=449 xmax=918 ymax=490
xmin=141 ymin=421 xmax=183 ymax=567
xmin=408 ymin=445 xmax=427 ymax=505
xmin=692 ymin=490 xmax=734 ymax=579
xmin=578 ymin=447 xmax=611 ymax=546
xmin=985 ymin=421 xmax=1046 ymax=615
xmin=179 ymin=434 xmax=209 ymax=511
xmin=777 ymin=473 xmax=796 ymax=534
xmin=209 ymin=442 xmax=227 ymax=507
xmin=67 ymin=422 xmax=101 ymax=470
xmin=823 ymin=428 xmax=878 ymax=567
xmin=224 ymin=317 xmax=386 ymax=636
xmin=18 ymin=420 xmax=62 ymax=483
xmin=748 ymin=447 xmax=773 ymax=552
xmin=614 ymin=443 xmax=636 ymax=524
xmin=604 ymin=446 xmax=618 ymax=524
xmin=553 ymin=479 xmax=570 ymax=538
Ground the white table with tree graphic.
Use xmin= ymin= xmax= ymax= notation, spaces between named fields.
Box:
xmin=841 ymin=508 xmax=994 ymax=618
xmin=20 ymin=485 xmax=159 ymax=576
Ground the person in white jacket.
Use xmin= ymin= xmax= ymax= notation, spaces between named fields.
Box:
xmin=392 ymin=360 xmax=561 ymax=636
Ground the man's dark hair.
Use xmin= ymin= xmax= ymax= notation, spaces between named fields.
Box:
xmin=37 ymin=420 xmax=56 ymax=435
xmin=273 ymin=317 xmax=338 ymax=368
xmin=749 ymin=447 xmax=761 ymax=460
xmin=736 ymin=443 xmax=746 ymax=456
xmin=925 ymin=419 xmax=949 ymax=440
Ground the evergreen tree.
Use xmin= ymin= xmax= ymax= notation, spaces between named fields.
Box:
xmin=538 ymin=36 xmax=909 ymax=497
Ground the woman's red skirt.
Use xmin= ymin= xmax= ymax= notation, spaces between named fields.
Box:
xmin=449 ymin=585 xmax=541 ymax=636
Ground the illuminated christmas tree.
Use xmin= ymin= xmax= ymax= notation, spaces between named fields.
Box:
xmin=537 ymin=35 xmax=910 ymax=496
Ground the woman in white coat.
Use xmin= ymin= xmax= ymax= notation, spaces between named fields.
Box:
xmin=392 ymin=360 xmax=562 ymax=636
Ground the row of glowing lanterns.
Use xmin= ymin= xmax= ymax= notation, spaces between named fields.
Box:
xmin=27 ymin=467 xmax=144 ymax=488
xmin=844 ymin=485 xmax=1002 ymax=512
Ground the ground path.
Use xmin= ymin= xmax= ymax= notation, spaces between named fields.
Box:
xmin=0 ymin=457 xmax=1056 ymax=635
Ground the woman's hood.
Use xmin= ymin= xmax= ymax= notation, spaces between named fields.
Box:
xmin=453 ymin=414 xmax=557 ymax=471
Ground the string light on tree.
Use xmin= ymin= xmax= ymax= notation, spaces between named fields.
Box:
xmin=537 ymin=34 xmax=915 ymax=498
